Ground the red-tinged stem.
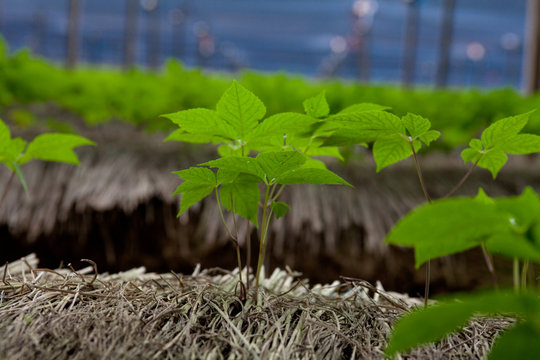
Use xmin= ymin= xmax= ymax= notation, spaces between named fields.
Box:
xmin=255 ymin=185 xmax=272 ymax=293
xmin=481 ymin=244 xmax=499 ymax=290
xmin=411 ymin=144 xmax=431 ymax=307
xmin=215 ymin=189 xmax=244 ymax=293
xmin=245 ymin=220 xmax=251 ymax=291
xmin=411 ymin=145 xmax=431 ymax=203
xmin=443 ymin=156 xmax=481 ymax=198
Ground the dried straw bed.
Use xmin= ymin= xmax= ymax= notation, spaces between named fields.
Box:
xmin=0 ymin=255 xmax=510 ymax=359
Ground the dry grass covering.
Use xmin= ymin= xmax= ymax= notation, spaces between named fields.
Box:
xmin=0 ymin=254 xmax=510 ymax=359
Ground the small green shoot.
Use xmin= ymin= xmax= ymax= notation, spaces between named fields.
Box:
xmin=0 ymin=117 xmax=94 ymax=206
xmin=165 ymin=83 xmax=351 ymax=295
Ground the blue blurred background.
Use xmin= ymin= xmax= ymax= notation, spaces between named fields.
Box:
xmin=0 ymin=0 xmax=529 ymax=88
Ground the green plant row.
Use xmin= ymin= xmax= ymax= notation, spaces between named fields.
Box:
xmin=1 ymin=38 xmax=540 ymax=149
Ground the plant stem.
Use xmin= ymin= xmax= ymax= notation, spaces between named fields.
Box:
xmin=245 ymin=220 xmax=251 ymax=291
xmin=410 ymin=143 xmax=431 ymax=307
xmin=271 ymin=184 xmax=286 ymax=201
xmin=215 ymin=189 xmax=235 ymax=240
xmin=215 ymin=189 xmax=243 ymax=288
xmin=521 ymin=260 xmax=529 ymax=290
xmin=513 ymin=258 xmax=520 ymax=293
xmin=423 ymin=264 xmax=430 ymax=307
xmin=255 ymin=185 xmax=272 ymax=291
xmin=411 ymin=144 xmax=431 ymax=203
xmin=481 ymin=244 xmax=499 ymax=289
xmin=443 ymin=157 xmax=481 ymax=198
xmin=0 ymin=172 xmax=15 ymax=210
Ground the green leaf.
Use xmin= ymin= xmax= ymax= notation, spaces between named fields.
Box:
xmin=489 ymin=322 xmax=540 ymax=360
xmin=478 ymin=149 xmax=508 ymax=179
xmin=271 ymin=201 xmax=290 ymax=219
xmin=372 ymin=135 xmax=411 ymax=172
xmin=462 ymin=112 xmax=540 ymax=178
xmin=402 ymin=113 xmax=431 ymax=138
xmin=337 ymin=103 xmax=390 ymax=114
xmin=418 ymin=130 xmax=440 ymax=146
xmin=172 ymin=167 xmax=216 ymax=216
xmin=500 ymin=134 xmax=540 ymax=154
xmin=276 ymin=167 xmax=352 ymax=186
xmin=386 ymin=291 xmax=540 ymax=357
xmin=414 ymin=241 xmax=480 ymax=268
xmin=462 ymin=147 xmax=508 ymax=179
xmin=469 ymin=138 xmax=483 ymax=151
xmin=481 ymin=112 xmax=530 ymax=149
xmin=460 ymin=147 xmax=482 ymax=164
xmin=327 ymin=111 xmax=404 ymax=140
xmin=485 ymin=231 xmax=540 ymax=263
xmin=217 ymin=143 xmax=246 ymax=157
xmin=385 ymin=299 xmax=475 ymax=356
xmin=0 ymin=137 xmax=26 ymax=171
xmin=164 ymin=129 xmax=223 ymax=144
xmin=201 ymin=157 xmax=265 ymax=181
xmin=162 ymin=108 xmax=236 ymax=141
xmin=19 ymin=133 xmax=95 ymax=165
xmin=220 ymin=181 xmax=260 ymax=226
xmin=255 ymin=151 xmax=306 ymax=183
xmin=474 ymin=188 xmax=494 ymax=205
xmin=0 ymin=118 xmax=10 ymax=145
xmin=216 ymin=169 xmax=239 ymax=185
xmin=320 ymin=129 xmax=371 ymax=147
xmin=303 ymin=91 xmax=329 ymax=118
xmin=304 ymin=145 xmax=343 ymax=160
xmin=302 ymin=158 xmax=327 ymax=169
xmin=495 ymin=187 xmax=540 ymax=230
xmin=386 ymin=198 xmax=511 ymax=267
xmin=248 ymin=112 xmax=316 ymax=139
xmin=216 ymin=81 xmax=265 ymax=140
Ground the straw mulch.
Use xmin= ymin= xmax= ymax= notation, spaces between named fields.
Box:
xmin=0 ymin=254 xmax=511 ymax=359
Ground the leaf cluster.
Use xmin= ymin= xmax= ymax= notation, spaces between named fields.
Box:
xmin=166 ymin=82 xmax=351 ymax=227
xmin=387 ymin=187 xmax=540 ymax=267
xmin=461 ymin=111 xmax=540 ymax=178
xmin=0 ymin=117 xmax=95 ymax=191
xmin=386 ymin=290 xmax=540 ymax=359
xmin=314 ymin=110 xmax=440 ymax=171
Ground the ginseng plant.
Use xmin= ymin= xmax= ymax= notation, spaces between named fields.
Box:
xmin=310 ymin=109 xmax=540 ymax=305
xmin=0 ymin=117 xmax=95 ymax=208
xmin=163 ymin=82 xmax=353 ymax=295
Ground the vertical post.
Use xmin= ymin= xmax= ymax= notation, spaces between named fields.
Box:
xmin=123 ymin=0 xmax=139 ymax=68
xmin=0 ymin=0 xmax=4 ymax=33
xmin=402 ymin=0 xmax=420 ymax=87
xmin=66 ymin=0 xmax=83 ymax=69
xmin=146 ymin=0 xmax=160 ymax=69
xmin=435 ymin=0 xmax=456 ymax=88
xmin=32 ymin=12 xmax=47 ymax=55
xmin=523 ymin=0 xmax=540 ymax=95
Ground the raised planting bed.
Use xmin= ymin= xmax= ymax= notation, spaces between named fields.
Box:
xmin=0 ymin=254 xmax=510 ymax=359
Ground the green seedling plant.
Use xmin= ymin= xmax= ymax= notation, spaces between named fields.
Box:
xmin=386 ymin=289 xmax=540 ymax=359
xmin=313 ymin=110 xmax=540 ymax=304
xmin=384 ymin=187 xmax=540 ymax=358
xmin=309 ymin=108 xmax=540 ymax=357
xmin=164 ymin=82 xmax=352 ymax=295
xmin=0 ymin=117 xmax=95 ymax=208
